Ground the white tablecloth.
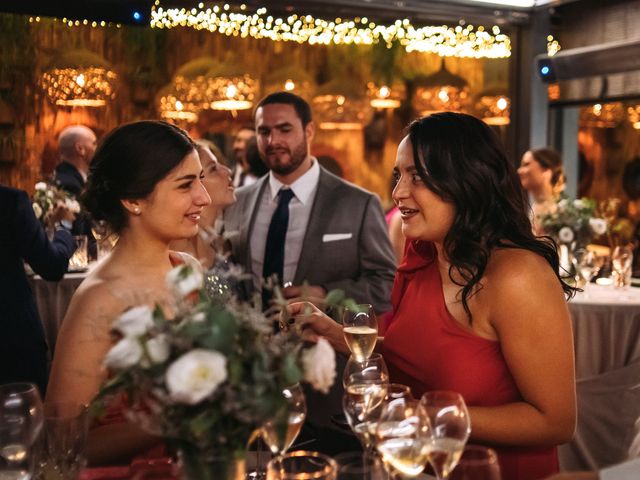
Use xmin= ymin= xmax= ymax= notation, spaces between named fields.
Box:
xmin=29 ymin=272 xmax=86 ymax=358
xmin=559 ymin=285 xmax=640 ymax=471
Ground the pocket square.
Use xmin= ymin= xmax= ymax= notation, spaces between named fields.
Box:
xmin=322 ymin=233 xmax=353 ymax=242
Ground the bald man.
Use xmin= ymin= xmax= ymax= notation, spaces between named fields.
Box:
xmin=54 ymin=125 xmax=97 ymax=196
xmin=53 ymin=125 xmax=97 ymax=259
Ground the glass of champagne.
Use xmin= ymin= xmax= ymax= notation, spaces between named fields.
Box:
xmin=262 ymin=384 xmax=307 ymax=459
xmin=342 ymin=354 xmax=389 ymax=389
xmin=612 ymin=244 xmax=634 ymax=289
xmin=343 ymin=304 xmax=378 ymax=362
xmin=0 ymin=383 xmax=44 ymax=480
xmin=449 ymin=445 xmax=501 ymax=480
xmin=419 ymin=391 xmax=471 ymax=480
xmin=266 ymin=451 xmax=337 ymax=480
xmin=343 ymin=371 xmax=389 ymax=451
xmin=375 ymin=398 xmax=432 ymax=478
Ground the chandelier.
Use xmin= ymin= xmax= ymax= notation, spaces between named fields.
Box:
xmin=475 ymin=85 xmax=510 ymax=126
xmin=312 ymin=81 xmax=372 ymax=130
xmin=627 ymin=105 xmax=640 ymax=130
xmin=367 ymin=82 xmax=405 ymax=109
xmin=40 ymin=49 xmax=118 ymax=107
xmin=264 ymin=66 xmax=316 ymax=101
xmin=412 ymin=60 xmax=470 ymax=116
xmin=206 ymin=57 xmax=259 ymax=111
xmin=156 ymin=84 xmax=199 ymax=122
xmin=579 ymin=103 xmax=625 ymax=128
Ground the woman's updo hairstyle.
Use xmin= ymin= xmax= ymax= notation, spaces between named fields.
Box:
xmin=530 ymin=147 xmax=565 ymax=193
xmin=82 ymin=120 xmax=196 ymax=233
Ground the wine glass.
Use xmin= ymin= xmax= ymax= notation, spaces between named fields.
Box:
xmin=343 ymin=304 xmax=378 ymax=362
xmin=0 ymin=383 xmax=44 ymax=479
xmin=266 ymin=450 xmax=337 ymax=480
xmin=419 ymin=391 xmax=471 ymax=480
xmin=573 ymin=249 xmax=603 ymax=291
xmin=343 ymin=372 xmax=389 ymax=450
xmin=343 ymin=353 xmax=389 ymax=388
xmin=449 ymin=445 xmax=501 ymax=480
xmin=612 ymin=244 xmax=634 ymax=289
xmin=262 ymin=384 xmax=307 ymax=459
xmin=375 ymin=398 xmax=432 ymax=478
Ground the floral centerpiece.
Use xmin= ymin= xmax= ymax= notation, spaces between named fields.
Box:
xmin=31 ymin=181 xmax=80 ymax=231
xmin=93 ymin=258 xmax=337 ymax=480
xmin=538 ymin=196 xmax=607 ymax=248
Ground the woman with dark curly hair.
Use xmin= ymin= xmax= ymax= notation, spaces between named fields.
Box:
xmin=47 ymin=120 xmax=211 ymax=465
xmin=290 ymin=112 xmax=576 ymax=480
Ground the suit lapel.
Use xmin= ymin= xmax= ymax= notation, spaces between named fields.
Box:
xmin=294 ymin=169 xmax=338 ymax=284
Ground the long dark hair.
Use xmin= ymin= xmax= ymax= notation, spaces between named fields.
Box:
xmin=407 ymin=112 xmax=576 ymax=321
xmin=83 ymin=120 xmax=196 ymax=233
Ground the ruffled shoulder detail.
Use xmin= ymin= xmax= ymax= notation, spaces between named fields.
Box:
xmin=397 ymin=240 xmax=436 ymax=273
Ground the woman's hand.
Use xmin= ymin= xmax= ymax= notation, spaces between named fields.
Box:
xmin=286 ymin=301 xmax=350 ymax=354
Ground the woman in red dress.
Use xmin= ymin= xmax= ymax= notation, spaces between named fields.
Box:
xmin=291 ymin=112 xmax=577 ymax=480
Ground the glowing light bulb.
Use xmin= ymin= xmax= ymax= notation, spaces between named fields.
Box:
xmin=75 ymin=74 xmax=85 ymax=87
xmin=226 ymin=84 xmax=238 ymax=98
xmin=175 ymin=100 xmax=184 ymax=110
xmin=378 ymin=85 xmax=391 ymax=98
xmin=497 ymin=97 xmax=508 ymax=111
xmin=284 ymin=79 xmax=295 ymax=91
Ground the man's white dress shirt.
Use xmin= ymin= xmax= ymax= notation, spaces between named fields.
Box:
xmin=250 ymin=159 xmax=320 ymax=286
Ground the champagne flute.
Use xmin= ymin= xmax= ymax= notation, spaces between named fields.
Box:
xmin=343 ymin=304 xmax=378 ymax=362
xmin=343 ymin=372 xmax=389 ymax=450
xmin=343 ymin=353 xmax=389 ymax=389
xmin=612 ymin=244 xmax=634 ymax=288
xmin=375 ymin=398 xmax=432 ymax=478
xmin=419 ymin=391 xmax=471 ymax=480
xmin=0 ymin=383 xmax=44 ymax=480
xmin=449 ymin=445 xmax=501 ymax=480
xmin=262 ymin=384 xmax=307 ymax=459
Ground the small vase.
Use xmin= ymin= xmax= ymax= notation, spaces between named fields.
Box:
xmin=178 ymin=447 xmax=246 ymax=480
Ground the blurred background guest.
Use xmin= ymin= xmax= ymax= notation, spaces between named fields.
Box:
xmin=518 ymin=147 xmax=566 ymax=235
xmin=0 ymin=184 xmax=76 ymax=395
xmin=171 ymin=140 xmax=236 ymax=268
xmin=231 ymin=125 xmax=258 ymax=187
xmin=54 ymin=124 xmax=98 ymax=259
xmin=245 ymin=135 xmax=269 ymax=180
xmin=47 ymin=120 xmax=211 ymax=465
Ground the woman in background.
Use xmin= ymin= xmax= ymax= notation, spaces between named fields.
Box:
xmin=171 ymin=140 xmax=236 ymax=268
xmin=292 ymin=112 xmax=576 ymax=480
xmin=518 ymin=147 xmax=565 ymax=234
xmin=47 ymin=120 xmax=211 ymax=465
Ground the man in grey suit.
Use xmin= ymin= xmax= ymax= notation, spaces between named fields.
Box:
xmin=224 ymin=91 xmax=395 ymax=312
xmin=223 ymin=91 xmax=396 ymax=453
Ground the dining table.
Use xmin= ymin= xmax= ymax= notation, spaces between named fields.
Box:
xmin=28 ymin=270 xmax=87 ymax=358
xmin=559 ymin=283 xmax=640 ymax=471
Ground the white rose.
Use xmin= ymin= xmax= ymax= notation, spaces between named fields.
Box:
xmin=144 ymin=334 xmax=170 ymax=366
xmin=113 ymin=305 xmax=155 ymax=338
xmin=558 ymin=199 xmax=568 ymax=210
xmin=558 ymin=226 xmax=575 ymax=243
xmin=46 ymin=190 xmax=54 ymax=198
xmin=573 ymin=199 xmax=585 ymax=209
xmin=301 ymin=338 xmax=336 ymax=394
xmin=35 ymin=182 xmax=47 ymax=191
xmin=166 ymin=350 xmax=227 ymax=405
xmin=166 ymin=263 xmax=204 ymax=298
xmin=104 ymin=337 xmax=143 ymax=370
xmin=589 ymin=218 xmax=607 ymax=235
xmin=32 ymin=203 xmax=42 ymax=218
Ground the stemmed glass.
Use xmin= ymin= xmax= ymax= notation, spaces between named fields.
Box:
xmin=612 ymin=244 xmax=634 ymax=289
xmin=262 ymin=384 xmax=307 ymax=459
xmin=419 ymin=391 xmax=471 ymax=480
xmin=343 ymin=372 xmax=389 ymax=450
xmin=343 ymin=354 xmax=389 ymax=388
xmin=0 ymin=383 xmax=44 ymax=479
xmin=449 ymin=445 xmax=501 ymax=480
xmin=343 ymin=304 xmax=378 ymax=362
xmin=375 ymin=398 xmax=432 ymax=478
xmin=573 ymin=249 xmax=603 ymax=291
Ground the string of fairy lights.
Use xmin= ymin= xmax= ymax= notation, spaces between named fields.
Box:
xmin=149 ymin=1 xmax=512 ymax=59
